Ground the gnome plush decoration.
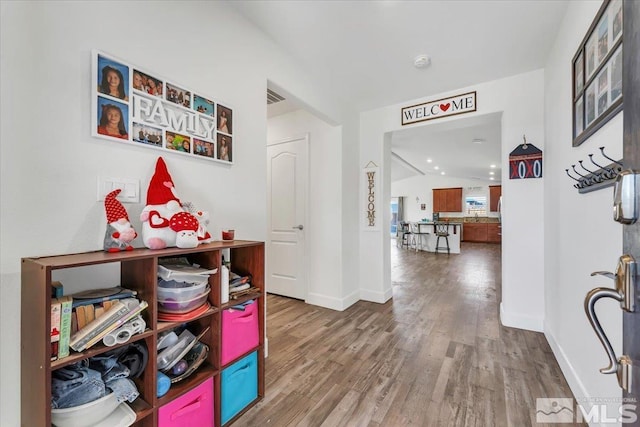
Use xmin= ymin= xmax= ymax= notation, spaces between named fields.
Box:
xmin=140 ymin=157 xmax=199 ymax=250
xmin=104 ymin=189 xmax=137 ymax=252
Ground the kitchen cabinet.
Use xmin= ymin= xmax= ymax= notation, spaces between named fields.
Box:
xmin=433 ymin=187 xmax=462 ymax=213
xmin=463 ymin=223 xmax=501 ymax=243
xmin=487 ymin=223 xmax=502 ymax=243
xmin=489 ymin=185 xmax=502 ymax=212
xmin=462 ymin=223 xmax=488 ymax=242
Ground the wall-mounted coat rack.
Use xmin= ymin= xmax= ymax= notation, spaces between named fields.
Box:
xmin=565 ymin=146 xmax=623 ymax=194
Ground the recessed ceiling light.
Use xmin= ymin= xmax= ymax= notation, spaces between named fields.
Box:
xmin=490 ymin=164 xmax=497 ymax=168
xmin=426 ymin=158 xmax=432 ymax=163
xmin=490 ymin=177 xmax=495 ymax=180
xmin=489 ymin=171 xmax=495 ymax=175
xmin=472 ymin=138 xmax=484 ymax=144
xmin=434 ymin=166 xmax=439 ymax=170
xmin=414 ymin=54 xmax=431 ymax=69
xmin=440 ymin=171 xmax=445 ymax=175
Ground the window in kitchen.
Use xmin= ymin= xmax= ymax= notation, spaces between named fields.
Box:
xmin=465 ymin=196 xmax=487 ymax=216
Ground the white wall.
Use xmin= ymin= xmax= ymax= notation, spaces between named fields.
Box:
xmin=360 ymin=71 xmax=546 ymax=333
xmin=544 ymin=0 xmax=624 ymax=417
xmin=392 ymin=174 xmax=500 ymax=223
xmin=0 ymin=2 xmax=350 ymax=425
xmin=268 ymin=110 xmax=356 ymax=310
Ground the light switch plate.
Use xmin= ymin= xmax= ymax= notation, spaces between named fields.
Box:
xmin=97 ymin=176 xmax=140 ymax=203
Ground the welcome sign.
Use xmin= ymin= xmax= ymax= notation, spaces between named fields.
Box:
xmin=91 ymin=50 xmax=234 ymax=163
xmin=362 ymin=162 xmax=380 ymax=231
xmin=401 ymin=91 xmax=477 ymax=126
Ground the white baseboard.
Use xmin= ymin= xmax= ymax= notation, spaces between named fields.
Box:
xmin=544 ymin=325 xmax=590 ymax=403
xmin=359 ymin=287 xmax=393 ymax=304
xmin=499 ymin=302 xmax=543 ymax=332
xmin=306 ymin=289 xmax=360 ymax=311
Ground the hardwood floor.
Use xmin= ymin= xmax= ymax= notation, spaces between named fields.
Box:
xmin=236 ymin=242 xmax=582 ymax=426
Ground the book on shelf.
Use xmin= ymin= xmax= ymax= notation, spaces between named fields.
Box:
xmin=50 ymin=300 xmax=61 ymax=361
xmin=56 ymin=296 xmax=73 ymax=359
xmin=69 ymin=299 xmax=148 ymax=352
xmin=51 ymin=281 xmax=64 ymax=299
xmin=71 ymin=311 xmax=78 ymax=334
xmin=229 ymin=283 xmax=251 ymax=293
xmin=70 ymin=287 xmax=138 ymax=308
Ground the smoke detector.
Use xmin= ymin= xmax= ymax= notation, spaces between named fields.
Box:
xmin=414 ymin=54 xmax=431 ymax=69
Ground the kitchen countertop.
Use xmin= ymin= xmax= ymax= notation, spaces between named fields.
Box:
xmin=439 ymin=217 xmax=500 ymax=223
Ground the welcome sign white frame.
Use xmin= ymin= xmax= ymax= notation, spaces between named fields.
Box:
xmin=91 ymin=50 xmax=234 ymax=164
xmin=401 ymin=91 xmax=477 ymax=126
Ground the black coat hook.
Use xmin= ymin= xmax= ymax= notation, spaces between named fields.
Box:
xmin=589 ymin=153 xmax=616 ymax=178
xmin=572 ymin=164 xmax=593 ymax=186
xmin=599 ymin=146 xmax=624 ymax=167
xmin=578 ymin=160 xmax=602 ymax=182
xmin=566 ymin=168 xmax=585 ymax=188
xmin=565 ymin=169 xmax=581 ymax=182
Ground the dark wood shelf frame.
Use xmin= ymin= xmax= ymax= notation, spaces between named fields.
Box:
xmin=21 ymin=240 xmax=265 ymax=427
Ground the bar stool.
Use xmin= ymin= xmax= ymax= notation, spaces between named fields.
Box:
xmin=411 ymin=222 xmax=425 ymax=252
xmin=434 ymin=222 xmax=450 ymax=254
xmin=398 ymin=222 xmax=415 ymax=250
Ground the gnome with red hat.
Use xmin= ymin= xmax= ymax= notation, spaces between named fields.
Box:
xmin=140 ymin=157 xmax=200 ymax=249
xmin=104 ymin=189 xmax=137 ymax=252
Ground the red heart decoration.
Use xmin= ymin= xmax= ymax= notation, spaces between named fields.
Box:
xmin=440 ymin=103 xmax=451 ymax=112
xmin=149 ymin=210 xmax=170 ymax=228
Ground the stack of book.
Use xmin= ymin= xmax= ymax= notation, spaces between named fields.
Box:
xmin=69 ymin=297 xmax=148 ymax=352
xmin=229 ymin=272 xmax=258 ymax=299
xmin=51 ymin=285 xmax=149 ymax=358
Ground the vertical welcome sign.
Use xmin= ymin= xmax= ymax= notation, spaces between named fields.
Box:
xmin=362 ymin=162 xmax=380 ymax=231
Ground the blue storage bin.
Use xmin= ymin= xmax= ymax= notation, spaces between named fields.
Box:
xmin=221 ymin=351 xmax=258 ymax=424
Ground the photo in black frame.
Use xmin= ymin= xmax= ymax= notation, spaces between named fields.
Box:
xmin=572 ymin=0 xmax=623 ymax=147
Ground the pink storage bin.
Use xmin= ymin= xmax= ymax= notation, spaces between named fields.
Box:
xmin=158 ymin=377 xmax=214 ymax=427
xmin=221 ymin=301 xmax=259 ymax=365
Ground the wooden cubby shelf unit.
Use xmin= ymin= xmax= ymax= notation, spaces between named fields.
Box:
xmin=21 ymin=240 xmax=265 ymax=427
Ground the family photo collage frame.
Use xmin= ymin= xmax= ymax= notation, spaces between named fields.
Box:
xmin=91 ymin=50 xmax=234 ymax=163
xmin=572 ymin=0 xmax=623 ymax=147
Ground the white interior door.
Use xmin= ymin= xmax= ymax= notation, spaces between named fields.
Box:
xmin=266 ymin=135 xmax=308 ymax=300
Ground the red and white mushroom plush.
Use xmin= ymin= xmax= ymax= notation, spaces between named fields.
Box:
xmin=169 ymin=212 xmax=199 ymax=248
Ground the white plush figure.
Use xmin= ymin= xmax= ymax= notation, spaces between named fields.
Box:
xmin=140 ymin=157 xmax=187 ymax=250
xmin=170 ymin=212 xmax=200 ymax=248
xmin=182 ymin=201 xmax=213 ymax=244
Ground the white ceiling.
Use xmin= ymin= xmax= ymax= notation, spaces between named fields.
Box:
xmin=232 ymin=0 xmax=569 ymax=183
xmin=391 ymin=112 xmax=502 ymax=183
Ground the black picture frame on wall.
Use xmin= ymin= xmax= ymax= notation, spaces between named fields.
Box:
xmin=572 ymin=0 xmax=623 ymax=147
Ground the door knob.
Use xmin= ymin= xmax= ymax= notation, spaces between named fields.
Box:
xmin=292 ymin=225 xmax=304 ymax=230
xmin=584 ymin=254 xmax=637 ymax=391
xmin=585 ymin=286 xmax=624 ymax=375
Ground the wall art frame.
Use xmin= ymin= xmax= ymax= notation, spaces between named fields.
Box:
xmin=572 ymin=0 xmax=623 ymax=147
xmin=91 ymin=50 xmax=235 ymax=164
